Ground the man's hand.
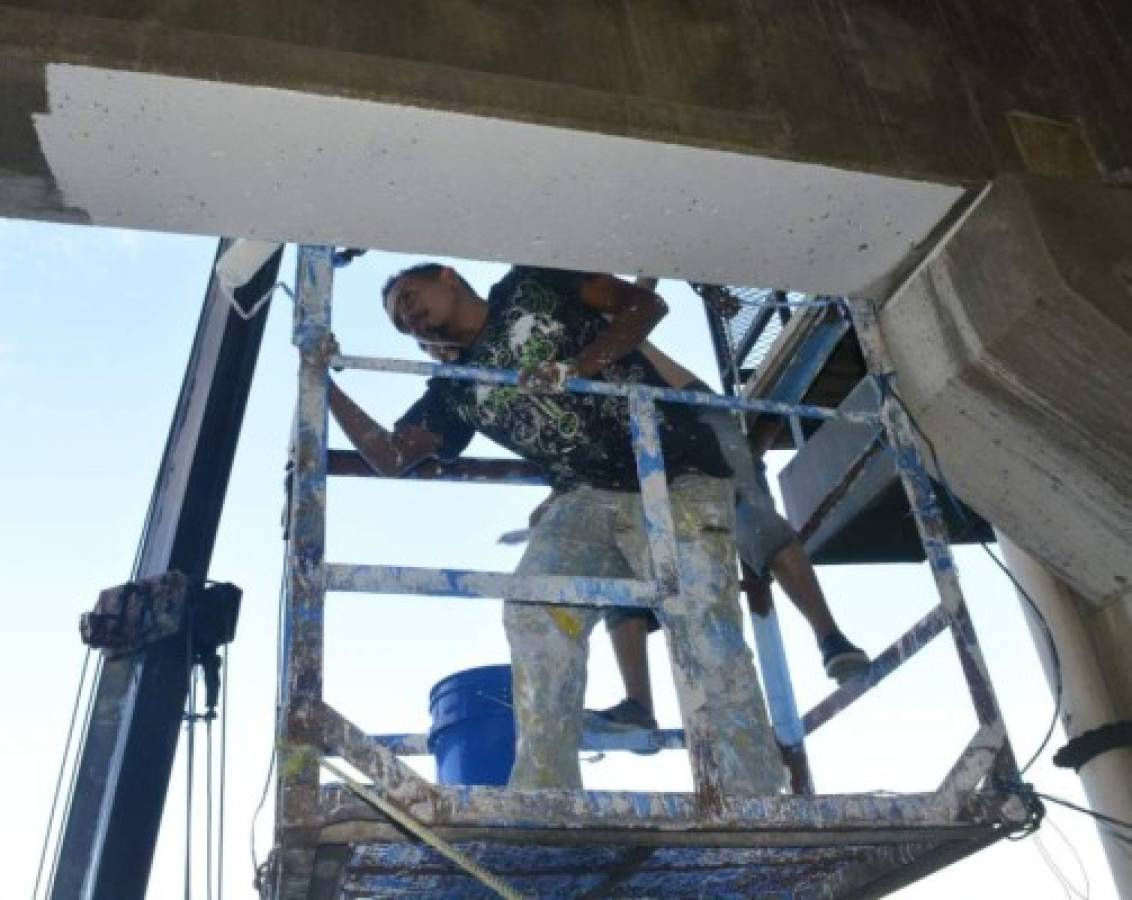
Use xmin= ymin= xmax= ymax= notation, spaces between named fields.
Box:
xmin=301 ymin=331 xmax=343 ymax=371
xmin=518 ymin=360 xmax=575 ymax=394
xmin=528 ymin=491 xmax=560 ymax=528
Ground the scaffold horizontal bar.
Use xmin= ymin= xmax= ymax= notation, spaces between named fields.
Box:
xmin=330 ymin=354 xmax=881 ymax=424
xmin=325 ymin=564 xmax=657 ymax=608
xmin=306 ymin=699 xmax=1024 ymax=842
xmin=368 ymin=727 xmax=687 ymax=757
xmin=802 ymin=604 xmax=950 ymax=735
xmin=314 ymin=782 xmax=1020 ymax=836
xmin=327 ymin=449 xmax=548 ymax=485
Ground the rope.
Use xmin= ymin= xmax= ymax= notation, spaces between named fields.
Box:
xmin=319 ymin=758 xmax=526 ymax=900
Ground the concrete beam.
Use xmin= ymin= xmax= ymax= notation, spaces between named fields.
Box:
xmin=3 ymin=1 xmax=1130 ymax=186
xmin=8 ymin=61 xmax=966 ymax=296
xmin=878 ymin=174 xmax=1132 ymax=608
xmin=1 ymin=2 xmax=1130 ymax=291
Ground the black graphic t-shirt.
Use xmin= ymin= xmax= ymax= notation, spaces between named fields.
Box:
xmin=396 ymin=267 xmax=731 ymax=491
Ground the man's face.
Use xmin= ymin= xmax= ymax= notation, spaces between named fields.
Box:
xmin=385 ymin=272 xmax=459 ymax=341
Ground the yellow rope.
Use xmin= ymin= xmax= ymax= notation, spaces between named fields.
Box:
xmin=318 ymin=758 xmax=525 ymax=900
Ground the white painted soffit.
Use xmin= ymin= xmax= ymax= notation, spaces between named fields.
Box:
xmin=35 ymin=64 xmax=964 ymax=294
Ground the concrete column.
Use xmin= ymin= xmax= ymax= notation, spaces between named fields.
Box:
xmin=996 ymin=531 xmax=1132 ymax=898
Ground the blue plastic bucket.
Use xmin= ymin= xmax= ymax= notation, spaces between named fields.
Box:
xmin=427 ymin=664 xmax=516 ymax=786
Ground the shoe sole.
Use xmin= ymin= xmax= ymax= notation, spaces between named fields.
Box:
xmin=826 ymin=651 xmax=870 ymax=686
xmin=582 ymin=712 xmax=662 ymax=755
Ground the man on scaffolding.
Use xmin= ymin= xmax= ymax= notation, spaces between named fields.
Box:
xmin=323 ymin=263 xmax=786 ymax=794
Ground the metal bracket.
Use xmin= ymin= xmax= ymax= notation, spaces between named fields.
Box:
xmin=80 ymin=570 xmax=241 ymax=660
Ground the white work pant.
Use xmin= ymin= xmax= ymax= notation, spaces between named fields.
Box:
xmin=503 ymin=473 xmax=784 ymax=796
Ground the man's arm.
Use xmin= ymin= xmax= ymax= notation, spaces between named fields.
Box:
xmin=329 ymin=380 xmax=440 ymax=476
xmin=570 ymin=275 xmax=668 ymax=378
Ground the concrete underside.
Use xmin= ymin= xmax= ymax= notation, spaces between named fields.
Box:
xmin=2 ymin=1 xmax=1131 ymax=292
xmin=20 ymin=63 xmax=964 ymax=296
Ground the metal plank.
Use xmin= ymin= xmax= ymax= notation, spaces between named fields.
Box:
xmin=51 ymin=239 xmax=280 ymax=900
xmin=935 ymin=723 xmax=1006 ymax=801
xmin=803 ymin=605 xmax=950 ymax=735
xmin=325 ymin=564 xmax=657 ymax=608
xmin=314 ymin=815 xmax=1004 ymax=852
xmin=316 ymin=701 xmax=445 ymax=810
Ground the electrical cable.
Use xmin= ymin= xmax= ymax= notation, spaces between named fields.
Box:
xmin=33 ymin=648 xmax=93 ymax=900
xmin=1035 ymin=790 xmax=1132 ymax=834
xmin=1034 ymin=834 xmax=1074 ymax=900
xmin=206 ymin=710 xmax=214 ymax=900
xmin=185 ymin=666 xmax=197 ymax=900
xmin=45 ymin=652 xmax=103 ymax=899
xmin=218 ymin=643 xmax=229 ymax=900
xmin=251 ymin=563 xmax=288 ymax=880
xmin=1043 ymin=814 xmax=1091 ymax=899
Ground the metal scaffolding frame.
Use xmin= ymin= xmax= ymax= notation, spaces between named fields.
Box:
xmin=269 ymin=246 xmax=1028 ymax=899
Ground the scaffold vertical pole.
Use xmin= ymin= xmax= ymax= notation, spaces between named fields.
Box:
xmin=275 ymin=246 xmax=334 ymax=877
xmin=700 ymin=292 xmax=813 ymax=795
xmin=851 ymin=302 xmax=1015 ymax=769
xmin=628 ymin=387 xmax=741 ymax=808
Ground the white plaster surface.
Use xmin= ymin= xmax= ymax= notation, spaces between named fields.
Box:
xmin=35 ymin=64 xmax=964 ymax=294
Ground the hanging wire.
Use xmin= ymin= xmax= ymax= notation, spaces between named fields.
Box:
xmin=33 ymin=648 xmax=93 ymax=899
xmin=44 ymin=652 xmax=104 ymax=899
xmin=206 ymin=707 xmax=214 ymax=900
xmin=1042 ymin=814 xmax=1092 ymax=899
xmin=1035 ymin=790 xmax=1132 ymax=836
xmin=218 ymin=642 xmax=229 ymax=900
xmin=251 ymin=562 xmax=288 ymax=879
xmin=185 ymin=665 xmax=198 ymax=900
xmin=1034 ymin=835 xmax=1075 ymax=900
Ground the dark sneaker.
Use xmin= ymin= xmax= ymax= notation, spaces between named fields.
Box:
xmin=583 ymin=699 xmax=660 ymax=756
xmin=586 ymin=698 xmax=658 ymax=732
xmin=820 ymin=631 xmax=870 ymax=685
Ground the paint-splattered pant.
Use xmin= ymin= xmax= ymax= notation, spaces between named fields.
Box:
xmin=504 ymin=473 xmax=784 ymax=795
xmin=603 ymin=407 xmax=796 ymax=633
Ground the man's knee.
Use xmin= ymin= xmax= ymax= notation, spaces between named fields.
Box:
xmin=734 ymin=498 xmax=796 ymax=575
xmin=505 ymin=602 xmax=598 ymax=663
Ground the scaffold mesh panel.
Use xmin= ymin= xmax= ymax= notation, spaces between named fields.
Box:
xmin=338 ymin=839 xmax=949 ymax=898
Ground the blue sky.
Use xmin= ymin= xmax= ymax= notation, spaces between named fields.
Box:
xmin=1 ymin=218 xmax=1114 ymax=898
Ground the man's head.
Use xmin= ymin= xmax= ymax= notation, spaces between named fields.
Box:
xmin=382 ymin=263 xmax=476 ymax=341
